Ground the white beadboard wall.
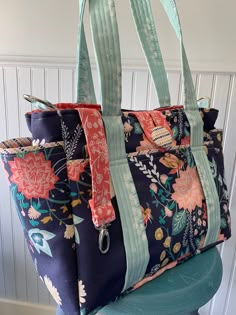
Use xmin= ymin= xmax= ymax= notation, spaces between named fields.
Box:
xmin=0 ymin=61 xmax=235 ymax=315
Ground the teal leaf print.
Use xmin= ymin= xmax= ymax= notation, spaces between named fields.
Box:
xmin=159 ymin=216 xmax=166 ymax=225
xmin=73 ymin=215 xmax=84 ymax=225
xmin=184 ymin=126 xmax=190 ymax=136
xmin=37 ymin=209 xmax=49 ymax=214
xmin=158 ymin=189 xmax=164 ymax=197
xmin=172 ymin=210 xmax=187 ymax=235
xmin=172 ymin=126 xmax=178 ymax=139
xmin=152 ymin=199 xmax=159 ymax=208
xmin=16 ymin=193 xmax=24 ymax=201
xmin=70 ymin=191 xmax=78 ymax=197
xmin=149 ymin=189 xmax=156 ymax=198
xmin=28 ymin=228 xmax=56 ymax=257
xmin=220 ymin=218 xmax=227 ymax=229
xmin=21 ymin=202 xmax=30 ymax=209
xmin=133 ymin=122 xmax=143 ymax=134
xmin=32 ymin=201 xmax=41 ymax=210
xmin=29 ymin=219 xmax=40 ymax=227
xmin=168 ymin=201 xmax=176 ymax=210
xmin=74 ymin=227 xmax=80 ymax=244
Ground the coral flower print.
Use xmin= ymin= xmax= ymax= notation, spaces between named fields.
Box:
xmin=9 ymin=152 xmax=58 ymax=199
xmin=141 ymin=207 xmax=153 ymax=226
xmin=78 ymin=280 xmax=87 ymax=305
xmin=165 ymin=206 xmax=173 ymax=218
xmin=172 ymin=166 xmax=204 ymax=212
xmin=67 ymin=160 xmax=89 ymax=182
xmin=149 ymin=183 xmax=158 ymax=194
xmin=160 ymin=153 xmax=184 ymax=174
xmin=44 ymin=275 xmax=62 ymax=306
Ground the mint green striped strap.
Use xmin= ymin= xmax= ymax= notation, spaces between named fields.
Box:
xmin=130 ymin=0 xmax=171 ymax=107
xmin=90 ymin=0 xmax=150 ymax=290
xmin=192 ymin=149 xmax=221 ymax=245
xmin=75 ymin=0 xmax=96 ymax=103
xmin=103 ymin=116 xmax=149 ymax=290
xmin=89 ymin=0 xmax=122 ymax=116
xmin=160 ymin=0 xmax=221 ymax=245
xmin=103 ymin=118 xmax=150 ymax=291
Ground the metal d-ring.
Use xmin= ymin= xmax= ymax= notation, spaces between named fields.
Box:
xmin=97 ymin=224 xmax=110 ymax=254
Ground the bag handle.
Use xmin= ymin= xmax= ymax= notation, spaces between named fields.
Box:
xmin=130 ymin=1 xmax=171 ymax=107
xmin=75 ymin=0 xmax=173 ymax=108
xmin=75 ymin=0 xmax=96 ymax=104
xmin=90 ymin=0 xmax=220 ymax=248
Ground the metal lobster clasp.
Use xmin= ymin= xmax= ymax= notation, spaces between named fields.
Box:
xmin=97 ymin=224 xmax=110 ymax=254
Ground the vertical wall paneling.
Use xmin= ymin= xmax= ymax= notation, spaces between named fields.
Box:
xmin=0 ymin=67 xmax=7 ymax=141
xmin=4 ymin=67 xmax=20 ymax=139
xmin=59 ymin=69 xmax=73 ymax=103
xmin=45 ymin=68 xmax=59 ymax=104
xmin=0 ymin=163 xmax=16 ymax=300
xmin=0 ymin=67 xmax=6 ymax=298
xmin=31 ymin=68 xmax=45 ymax=102
xmin=17 ymin=67 xmax=32 ymax=137
xmin=168 ymin=71 xmax=181 ymax=105
xmin=221 ymin=76 xmax=236 ymax=191
xmin=131 ymin=70 xmax=149 ymax=110
xmin=147 ymin=77 xmax=159 ymax=109
xmin=1 ymin=67 xmax=19 ymax=299
xmin=11 ymin=67 xmax=30 ymax=300
xmin=209 ymin=164 xmax=236 ymax=315
xmin=224 ymin=179 xmax=236 ymax=315
xmin=196 ymin=74 xmax=214 ymax=101
xmin=121 ymin=70 xmax=133 ymax=109
xmin=212 ymin=75 xmax=231 ymax=130
xmin=0 ymin=63 xmax=236 ymax=314
xmin=0 ymin=201 xmax=5 ymax=298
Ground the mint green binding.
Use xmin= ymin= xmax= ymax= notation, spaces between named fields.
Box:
xmin=160 ymin=0 xmax=220 ymax=246
xmin=75 ymin=0 xmax=96 ymax=103
xmin=89 ymin=0 xmax=150 ymax=292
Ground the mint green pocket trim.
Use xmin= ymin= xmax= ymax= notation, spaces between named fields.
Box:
xmin=103 ymin=116 xmax=150 ymax=292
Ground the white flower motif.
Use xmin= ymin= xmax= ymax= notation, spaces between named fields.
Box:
xmin=44 ymin=275 xmax=62 ymax=306
xmin=78 ymin=280 xmax=87 ymax=305
xmin=32 ymin=138 xmax=46 ymax=147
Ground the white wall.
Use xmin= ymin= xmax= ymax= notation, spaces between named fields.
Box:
xmin=0 ymin=0 xmax=236 ymax=71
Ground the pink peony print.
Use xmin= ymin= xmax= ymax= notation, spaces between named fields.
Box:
xmin=171 ymin=166 xmax=204 ymax=212
xmin=9 ymin=152 xmax=59 ymax=200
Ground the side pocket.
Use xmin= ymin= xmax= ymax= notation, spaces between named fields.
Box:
xmin=0 ymin=141 xmax=80 ymax=315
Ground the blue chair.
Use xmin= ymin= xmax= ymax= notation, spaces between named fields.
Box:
xmin=56 ymin=247 xmax=222 ymax=315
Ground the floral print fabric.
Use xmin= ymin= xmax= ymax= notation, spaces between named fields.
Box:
xmin=0 ymin=141 xmax=81 ymax=314
xmin=0 ymin=105 xmax=231 ymax=315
